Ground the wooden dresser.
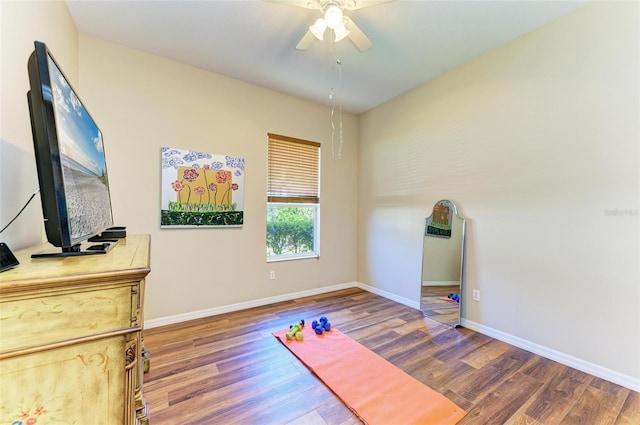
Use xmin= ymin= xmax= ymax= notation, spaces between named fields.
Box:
xmin=0 ymin=234 xmax=151 ymax=425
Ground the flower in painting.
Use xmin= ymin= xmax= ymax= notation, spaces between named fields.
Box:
xmin=194 ymin=186 xmax=206 ymax=203
xmin=216 ymin=170 xmax=231 ymax=184
xmin=183 ymin=168 xmax=199 ymax=182
xmin=232 ymin=184 xmax=239 ymax=191
xmin=208 ymin=183 xmax=218 ymax=205
xmin=172 ymin=180 xmax=188 ymax=203
xmin=200 ymin=165 xmax=211 ymax=203
xmin=211 ymin=161 xmax=224 ymax=170
xmin=26 ymin=419 xmax=37 ymax=425
xmin=234 ymin=170 xmax=242 ymax=177
xmin=171 ymin=181 xmax=185 ymax=192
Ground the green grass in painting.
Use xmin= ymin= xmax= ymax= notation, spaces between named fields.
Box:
xmin=161 ymin=210 xmax=243 ymax=226
xmin=168 ymin=201 xmax=237 ymax=212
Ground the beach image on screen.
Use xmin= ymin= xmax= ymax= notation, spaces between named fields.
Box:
xmin=48 ymin=56 xmax=113 ymax=240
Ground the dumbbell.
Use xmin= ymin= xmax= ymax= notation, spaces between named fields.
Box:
xmin=286 ymin=320 xmax=305 ymax=340
xmin=312 ymin=316 xmax=331 ymax=334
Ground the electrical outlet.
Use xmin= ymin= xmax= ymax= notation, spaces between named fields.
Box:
xmin=472 ymin=289 xmax=480 ymax=302
xmin=269 ymin=271 xmax=276 ymax=280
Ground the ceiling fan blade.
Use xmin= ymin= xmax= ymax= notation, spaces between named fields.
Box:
xmin=296 ymin=30 xmax=316 ymax=50
xmin=343 ymin=0 xmax=396 ymax=11
xmin=343 ymin=16 xmax=372 ymax=52
xmin=263 ymin=0 xmax=321 ymax=10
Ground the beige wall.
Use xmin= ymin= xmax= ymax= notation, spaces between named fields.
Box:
xmin=0 ymin=0 xmax=78 ymax=249
xmin=77 ymin=36 xmax=359 ymax=320
xmin=358 ymin=0 xmax=639 ymax=382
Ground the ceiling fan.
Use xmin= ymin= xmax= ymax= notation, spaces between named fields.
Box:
xmin=268 ymin=0 xmax=395 ymax=52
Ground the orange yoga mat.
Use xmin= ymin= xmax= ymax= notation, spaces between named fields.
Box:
xmin=273 ymin=326 xmax=466 ymax=425
xmin=438 ymin=297 xmax=460 ymax=304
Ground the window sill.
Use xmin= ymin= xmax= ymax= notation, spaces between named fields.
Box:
xmin=267 ymin=253 xmax=319 ymax=263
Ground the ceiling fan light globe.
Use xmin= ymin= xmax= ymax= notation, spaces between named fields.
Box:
xmin=324 ymin=5 xmax=344 ymax=29
xmin=309 ymin=18 xmax=327 ymax=40
xmin=334 ymin=23 xmax=350 ymax=42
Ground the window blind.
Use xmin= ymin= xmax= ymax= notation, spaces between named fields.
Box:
xmin=267 ymin=133 xmax=320 ymax=203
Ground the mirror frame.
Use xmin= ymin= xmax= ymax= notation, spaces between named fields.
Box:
xmin=420 ymin=199 xmax=466 ymax=327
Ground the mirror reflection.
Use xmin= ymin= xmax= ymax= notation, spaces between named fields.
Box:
xmin=420 ymin=200 xmax=466 ymax=327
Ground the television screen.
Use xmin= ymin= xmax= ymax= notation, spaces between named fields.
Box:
xmin=27 ymin=41 xmax=115 ymax=256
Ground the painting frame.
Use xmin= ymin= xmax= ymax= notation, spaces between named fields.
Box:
xmin=160 ymin=147 xmax=245 ymax=228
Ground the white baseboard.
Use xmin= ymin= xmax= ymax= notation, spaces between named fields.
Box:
xmin=144 ymin=281 xmax=358 ymax=329
xmin=355 ymin=281 xmax=421 ymax=310
xmin=461 ymin=318 xmax=640 ymax=392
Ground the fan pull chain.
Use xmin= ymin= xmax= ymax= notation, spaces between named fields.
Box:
xmin=338 ymin=61 xmax=343 ymax=159
xmin=330 ymin=54 xmax=343 ymax=160
xmin=330 ymin=88 xmax=336 ymax=159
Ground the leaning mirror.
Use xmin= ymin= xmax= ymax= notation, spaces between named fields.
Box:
xmin=420 ymin=200 xmax=466 ymax=327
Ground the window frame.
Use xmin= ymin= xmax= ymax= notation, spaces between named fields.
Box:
xmin=266 ymin=202 xmax=320 ymax=262
xmin=267 ymin=133 xmax=321 ymax=262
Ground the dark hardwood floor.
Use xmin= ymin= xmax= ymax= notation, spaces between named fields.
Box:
xmin=143 ymin=288 xmax=640 ymax=424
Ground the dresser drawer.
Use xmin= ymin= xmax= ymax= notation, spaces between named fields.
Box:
xmin=1 ymin=335 xmax=131 ymax=424
xmin=0 ymin=285 xmax=138 ymax=354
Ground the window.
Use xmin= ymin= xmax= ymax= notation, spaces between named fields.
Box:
xmin=267 ymin=133 xmax=320 ymax=261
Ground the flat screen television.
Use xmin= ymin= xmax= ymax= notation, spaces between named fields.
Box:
xmin=27 ymin=40 xmax=116 ymax=257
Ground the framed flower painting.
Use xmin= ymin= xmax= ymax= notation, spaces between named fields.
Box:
xmin=161 ymin=147 xmax=244 ymax=227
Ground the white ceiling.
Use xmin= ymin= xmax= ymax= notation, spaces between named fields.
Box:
xmin=66 ymin=0 xmax=589 ymax=114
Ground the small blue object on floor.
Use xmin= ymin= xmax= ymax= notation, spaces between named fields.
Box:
xmin=312 ymin=316 xmax=331 ymax=335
